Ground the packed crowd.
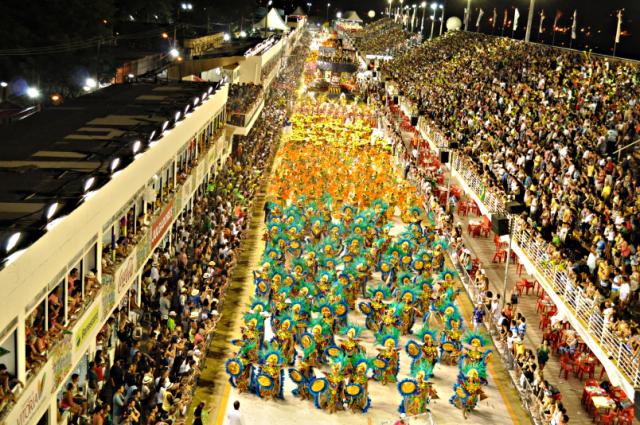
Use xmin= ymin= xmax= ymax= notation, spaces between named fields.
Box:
xmin=55 ymin=32 xmax=311 ymax=425
xmin=227 ymin=83 xmax=264 ymax=126
xmin=318 ymin=48 xmax=356 ymax=65
xmin=382 ymin=31 xmax=640 ymax=330
xmin=353 ymin=18 xmax=411 ymax=56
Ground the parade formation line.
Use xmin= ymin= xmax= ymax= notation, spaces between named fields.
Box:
xmin=218 ymin=93 xmax=523 ymax=425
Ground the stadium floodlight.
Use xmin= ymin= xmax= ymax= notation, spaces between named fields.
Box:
xmin=26 ymin=87 xmax=40 ymax=98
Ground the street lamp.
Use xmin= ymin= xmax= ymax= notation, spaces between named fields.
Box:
xmin=336 ymin=11 xmax=342 ymax=18
xmin=420 ymin=2 xmax=427 ymax=33
xmin=26 ymin=87 xmax=40 ymax=98
xmin=169 ymin=48 xmax=180 ymax=58
xmin=181 ymin=2 xmax=192 ymax=10
xmin=307 ymin=2 xmax=312 ymax=14
xmin=326 ymin=2 xmax=331 ymax=20
xmin=438 ymin=4 xmax=445 ymax=36
xmin=411 ymin=4 xmax=417 ymax=32
xmin=429 ymin=2 xmax=437 ymax=39
xmin=223 ymin=33 xmax=231 ymax=41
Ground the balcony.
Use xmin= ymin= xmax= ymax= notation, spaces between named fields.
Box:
xmin=1 ymin=124 xmax=229 ymax=425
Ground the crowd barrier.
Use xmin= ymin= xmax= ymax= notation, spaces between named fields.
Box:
xmin=417 ymin=119 xmax=640 ymax=393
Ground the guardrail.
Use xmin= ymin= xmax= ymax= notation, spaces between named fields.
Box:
xmin=417 ymin=119 xmax=640 ymax=394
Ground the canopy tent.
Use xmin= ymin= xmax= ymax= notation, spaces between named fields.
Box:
xmin=254 ymin=8 xmax=289 ymax=32
xmin=291 ymin=6 xmax=307 ymax=16
xmin=342 ymin=11 xmax=363 ymax=22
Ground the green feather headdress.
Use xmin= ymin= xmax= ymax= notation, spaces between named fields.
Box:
xmin=249 ymin=297 xmax=269 ymax=313
xmin=339 ymin=322 xmax=364 ymax=338
xmin=462 ymin=330 xmax=490 ymax=348
xmin=461 ymin=361 xmax=487 ymax=381
xmin=395 ymin=271 xmax=414 ymax=287
xmin=416 ymin=326 xmax=439 ymax=344
xmin=397 ymin=285 xmax=419 ymax=303
xmin=259 ymin=346 xmax=284 ymax=365
xmin=375 ymin=327 xmax=401 ymax=347
xmin=367 ymin=284 xmax=391 ymax=300
xmin=411 ymin=361 xmax=435 ymax=380
xmin=238 ymin=339 xmax=258 ymax=357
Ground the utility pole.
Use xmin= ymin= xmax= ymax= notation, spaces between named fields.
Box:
xmin=464 ymin=0 xmax=471 ymax=31
xmin=524 ymin=0 xmax=535 ymax=42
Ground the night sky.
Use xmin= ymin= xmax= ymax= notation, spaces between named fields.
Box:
xmin=270 ymin=0 xmax=640 ymax=60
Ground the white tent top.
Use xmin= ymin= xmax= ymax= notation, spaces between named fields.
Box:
xmin=254 ymin=8 xmax=289 ymax=31
xmin=342 ymin=10 xmax=363 ymax=22
xmin=291 ymin=6 xmax=307 ymax=16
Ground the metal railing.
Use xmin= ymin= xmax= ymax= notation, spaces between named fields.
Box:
xmin=418 ymin=122 xmax=640 ymax=390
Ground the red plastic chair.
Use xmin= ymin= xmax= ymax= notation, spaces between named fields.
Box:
xmin=577 ymin=361 xmax=596 ymax=380
xmin=610 ymin=387 xmax=627 ymax=403
xmin=492 ymin=248 xmax=507 ymax=263
xmin=516 ymin=278 xmax=536 ymax=296
xmin=539 ymin=315 xmax=551 ymax=330
xmin=458 ymin=201 xmax=469 ymax=216
xmin=559 ymin=359 xmax=573 ymax=380
xmin=479 ymin=216 xmax=491 ymax=237
xmin=616 ymin=408 xmax=635 ymax=425
xmin=595 ymin=410 xmax=617 ymax=425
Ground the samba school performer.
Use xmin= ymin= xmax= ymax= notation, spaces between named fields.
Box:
xmin=397 ymin=362 xmax=438 ymax=415
xmin=372 ymin=328 xmax=401 ymax=385
xmin=450 ymin=363 xmax=488 ymax=419
xmin=359 ymin=284 xmax=391 ymax=331
xmin=308 ymin=354 xmax=347 ymax=413
xmin=253 ymin=347 xmax=286 ymax=400
xmin=344 ymin=354 xmax=374 ymax=413
xmin=405 ymin=326 xmax=440 ymax=373
xmin=459 ymin=331 xmax=493 ymax=385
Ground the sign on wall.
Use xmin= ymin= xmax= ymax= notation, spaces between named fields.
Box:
xmin=150 ymin=202 xmax=174 ymax=248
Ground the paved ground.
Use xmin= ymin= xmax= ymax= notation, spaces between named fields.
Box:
xmin=185 ymin=142 xmax=533 ymax=425
xmin=450 ymin=173 xmax=596 ymax=425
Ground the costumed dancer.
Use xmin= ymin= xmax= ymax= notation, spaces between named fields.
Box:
xmin=225 ymin=341 xmax=256 ymax=393
xmin=337 ymin=323 xmax=365 ymax=372
xmin=359 ymin=284 xmax=390 ymax=331
xmin=254 ymin=347 xmax=285 ymax=400
xmin=405 ymin=326 xmax=440 ymax=373
xmin=450 ymin=363 xmax=488 ymax=419
xmin=345 ymin=354 xmax=373 ymax=413
xmin=288 ymin=343 xmax=316 ymax=401
xmin=440 ymin=308 xmax=464 ymax=365
xmin=459 ymin=331 xmax=493 ymax=384
xmin=397 ymin=362 xmax=438 ymax=415
xmin=372 ymin=328 xmax=401 ymax=385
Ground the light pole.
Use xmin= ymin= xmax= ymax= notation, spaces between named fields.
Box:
xmin=411 ymin=4 xmax=417 ymax=32
xmin=420 ymin=1 xmax=427 ymax=33
xmin=307 ymin=2 xmax=312 ymax=14
xmin=524 ymin=0 xmax=536 ymax=42
xmin=464 ymin=0 xmax=471 ymax=31
xmin=429 ymin=2 xmax=437 ymax=39
xmin=438 ymin=4 xmax=445 ymax=36
xmin=501 ymin=215 xmax=514 ymax=307
xmin=326 ymin=2 xmax=330 ymax=21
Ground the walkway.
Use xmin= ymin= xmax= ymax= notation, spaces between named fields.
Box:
xmin=451 ymin=173 xmax=594 ymax=425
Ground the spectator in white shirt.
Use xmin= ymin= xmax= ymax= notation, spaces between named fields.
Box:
xmin=227 ymin=400 xmax=244 ymax=425
xmin=619 ymin=281 xmax=630 ymax=304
